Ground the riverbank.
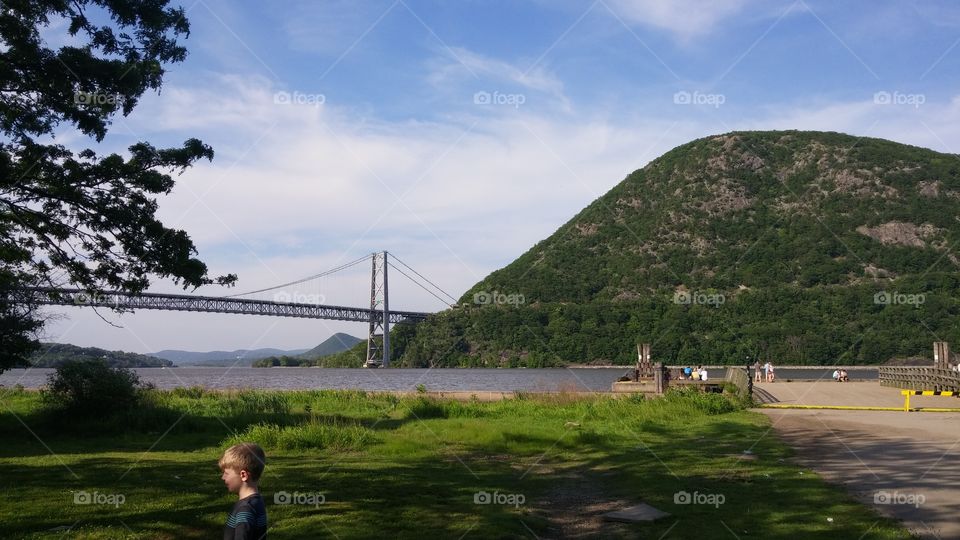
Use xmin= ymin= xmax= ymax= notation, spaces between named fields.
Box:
xmin=0 ymin=366 xmax=892 ymax=392
xmin=0 ymin=387 xmax=910 ymax=538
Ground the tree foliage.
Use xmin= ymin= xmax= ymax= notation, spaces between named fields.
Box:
xmin=0 ymin=1 xmax=235 ymax=372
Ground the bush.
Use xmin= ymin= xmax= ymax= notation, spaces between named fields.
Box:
xmin=663 ymin=386 xmax=738 ymax=415
xmin=42 ymin=360 xmax=150 ymax=413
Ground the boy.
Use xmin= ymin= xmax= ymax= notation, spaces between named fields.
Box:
xmin=219 ymin=442 xmax=268 ymax=539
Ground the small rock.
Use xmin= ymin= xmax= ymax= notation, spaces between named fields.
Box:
xmin=602 ymin=503 xmax=671 ymax=523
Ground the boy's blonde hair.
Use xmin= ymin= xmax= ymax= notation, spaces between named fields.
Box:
xmin=219 ymin=442 xmax=266 ymax=482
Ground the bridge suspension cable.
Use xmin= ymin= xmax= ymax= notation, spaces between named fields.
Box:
xmin=387 ymin=252 xmax=459 ymax=305
xmin=223 ymin=254 xmax=373 ymax=298
xmin=387 ymin=261 xmax=452 ymax=307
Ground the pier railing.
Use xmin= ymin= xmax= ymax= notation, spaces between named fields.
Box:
xmin=879 ymin=366 xmax=960 ymax=392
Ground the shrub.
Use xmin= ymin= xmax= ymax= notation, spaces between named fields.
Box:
xmin=663 ymin=387 xmax=738 ymax=415
xmin=42 ymin=360 xmax=150 ymax=414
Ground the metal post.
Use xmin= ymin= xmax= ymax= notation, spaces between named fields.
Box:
xmin=382 ymin=251 xmax=390 ymax=368
xmin=934 ymin=342 xmax=950 ymax=370
xmin=634 ymin=343 xmax=640 ymax=381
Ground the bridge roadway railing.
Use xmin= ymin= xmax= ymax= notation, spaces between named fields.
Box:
xmin=879 ymin=366 xmax=960 ymax=392
xmin=20 ymin=287 xmax=430 ymax=324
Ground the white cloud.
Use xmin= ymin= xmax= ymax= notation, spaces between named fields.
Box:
xmin=603 ymin=0 xmax=756 ymax=40
xmin=428 ymin=47 xmax=571 ymax=111
xmin=277 ymin=0 xmax=400 ymax=55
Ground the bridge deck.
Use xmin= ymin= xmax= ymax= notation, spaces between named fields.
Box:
xmin=24 ymin=288 xmax=431 ymax=324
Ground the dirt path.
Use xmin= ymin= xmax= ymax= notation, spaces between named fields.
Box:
xmin=758 ymin=408 xmax=960 ymax=539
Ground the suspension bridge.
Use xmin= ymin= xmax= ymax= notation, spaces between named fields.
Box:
xmin=21 ymin=251 xmax=457 ymax=368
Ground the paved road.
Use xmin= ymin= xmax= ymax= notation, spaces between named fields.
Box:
xmin=753 ymin=380 xmax=959 ymax=409
xmin=755 ymin=382 xmax=960 ymax=539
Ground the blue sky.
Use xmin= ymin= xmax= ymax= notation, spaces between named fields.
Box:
xmin=41 ymin=0 xmax=960 ymax=353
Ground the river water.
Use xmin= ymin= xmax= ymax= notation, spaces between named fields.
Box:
xmin=0 ymin=366 xmax=878 ymax=392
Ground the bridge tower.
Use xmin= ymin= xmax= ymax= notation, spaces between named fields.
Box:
xmin=364 ymin=251 xmax=390 ymax=368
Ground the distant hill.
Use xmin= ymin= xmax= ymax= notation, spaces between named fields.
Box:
xmin=298 ymin=333 xmax=364 ymax=358
xmin=26 ymin=343 xmax=173 ymax=368
xmin=397 ymin=130 xmax=960 ymax=367
xmin=252 ymin=334 xmax=365 ymax=367
xmin=151 ymin=348 xmax=310 ymax=366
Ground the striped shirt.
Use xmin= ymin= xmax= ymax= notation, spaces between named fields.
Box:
xmin=224 ymin=493 xmax=268 ymax=540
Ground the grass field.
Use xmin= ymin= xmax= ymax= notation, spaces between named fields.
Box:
xmin=0 ymin=386 xmax=912 ymax=539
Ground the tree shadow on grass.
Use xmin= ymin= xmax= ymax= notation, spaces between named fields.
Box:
xmin=445 ymin=417 xmax=914 ymax=539
xmin=0 ymin=404 xmax=923 ymax=539
xmin=2 ymin=452 xmax=555 ymax=539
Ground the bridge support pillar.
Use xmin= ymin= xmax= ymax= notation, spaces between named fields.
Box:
xmin=364 ymin=251 xmax=390 ymax=368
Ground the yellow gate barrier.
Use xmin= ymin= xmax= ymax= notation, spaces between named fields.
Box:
xmin=901 ymin=390 xmax=960 ymax=412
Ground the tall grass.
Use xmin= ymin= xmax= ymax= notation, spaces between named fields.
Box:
xmin=2 ymin=385 xmax=749 ymax=443
xmin=224 ymin=420 xmax=377 ymax=451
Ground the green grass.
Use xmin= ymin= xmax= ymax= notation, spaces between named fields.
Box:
xmin=0 ymin=386 xmax=912 ymax=539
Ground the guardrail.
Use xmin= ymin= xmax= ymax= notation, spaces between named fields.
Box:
xmin=879 ymin=366 xmax=960 ymax=392
xmin=900 ymin=390 xmax=960 ymax=412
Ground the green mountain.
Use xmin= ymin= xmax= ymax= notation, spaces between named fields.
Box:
xmin=396 ymin=130 xmax=960 ymax=367
xmin=252 ymin=333 xmax=366 ymax=367
xmin=26 ymin=343 xmax=173 ymax=368
xmin=298 ymin=333 xmax=364 ymax=358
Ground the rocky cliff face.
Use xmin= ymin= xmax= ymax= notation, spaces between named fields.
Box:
xmin=399 ymin=131 xmax=960 ymax=367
